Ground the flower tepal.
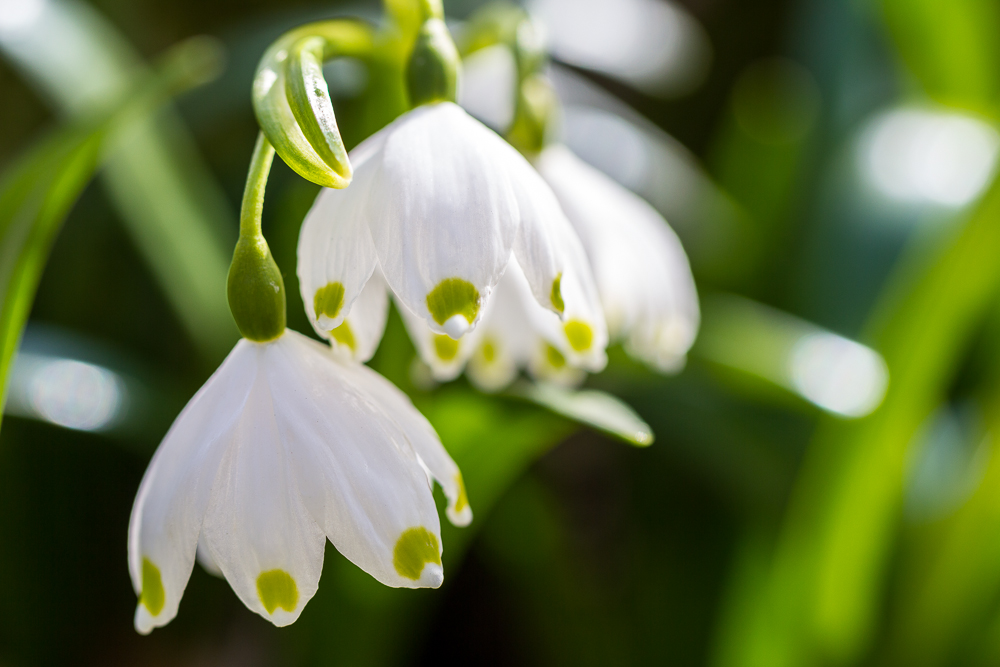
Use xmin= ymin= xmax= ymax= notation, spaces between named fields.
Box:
xmin=536 ymin=145 xmax=700 ymax=373
xmin=128 ymin=330 xmax=471 ymax=633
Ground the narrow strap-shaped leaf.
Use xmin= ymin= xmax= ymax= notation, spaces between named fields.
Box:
xmin=507 ymin=380 xmax=654 ymax=446
xmin=0 ymin=38 xmax=222 ymax=431
xmin=0 ymin=130 xmax=104 ymax=418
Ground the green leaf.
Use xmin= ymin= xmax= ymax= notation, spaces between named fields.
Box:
xmin=715 ymin=160 xmax=1000 ymax=667
xmin=0 ymin=38 xmax=223 ymax=431
xmin=882 ymin=0 xmax=1000 ymax=113
xmin=508 ymin=380 xmax=654 ymax=446
xmin=0 ymin=5 xmax=238 ymax=360
xmin=0 ymin=130 xmax=104 ymax=421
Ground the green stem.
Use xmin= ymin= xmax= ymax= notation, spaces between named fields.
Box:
xmin=239 ymin=132 xmax=275 ymax=239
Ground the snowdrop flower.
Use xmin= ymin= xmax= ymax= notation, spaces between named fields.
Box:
xmin=128 ymin=329 xmax=471 ymax=634
xmin=535 ymin=145 xmax=699 ymax=372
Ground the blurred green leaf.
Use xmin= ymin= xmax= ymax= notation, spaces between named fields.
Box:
xmin=0 ymin=38 xmax=224 ymax=432
xmin=878 ymin=403 xmax=1000 ymax=667
xmin=0 ymin=0 xmax=238 ymax=360
xmin=0 ymin=129 xmax=103 ymax=423
xmin=507 ymin=380 xmax=654 ymax=446
xmin=881 ymin=0 xmax=1000 ymax=113
xmin=716 ymin=169 xmax=1000 ymax=667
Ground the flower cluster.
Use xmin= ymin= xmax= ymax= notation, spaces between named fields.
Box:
xmin=129 ymin=0 xmax=698 ymax=634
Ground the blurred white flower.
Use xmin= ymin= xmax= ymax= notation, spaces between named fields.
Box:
xmin=128 ymin=329 xmax=470 ymax=634
xmin=535 ymin=145 xmax=699 ymax=372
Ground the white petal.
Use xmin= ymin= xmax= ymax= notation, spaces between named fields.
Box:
xmin=328 ymin=270 xmax=390 ymax=363
xmin=508 ymin=155 xmax=571 ymax=313
xmin=465 ymin=260 xmax=537 ymax=392
xmin=537 ymin=145 xmax=699 ymax=372
xmin=199 ymin=344 xmax=327 ymax=628
xmin=266 ymin=331 xmax=446 ymax=588
xmin=342 ymin=361 xmax=473 ymax=527
xmin=397 ymin=297 xmax=483 ymax=382
xmin=128 ymin=341 xmax=258 ymax=634
xmin=366 ymin=103 xmax=521 ymax=334
xmin=297 ymin=138 xmax=382 ymax=335
xmin=196 ymin=536 xmax=223 ymax=577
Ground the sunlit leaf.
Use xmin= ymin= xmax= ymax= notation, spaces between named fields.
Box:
xmin=882 ymin=0 xmax=1000 ymax=114
xmin=508 ymin=380 xmax=654 ymax=446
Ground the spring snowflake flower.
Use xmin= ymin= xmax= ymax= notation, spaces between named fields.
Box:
xmin=296 ymin=101 xmax=606 ymax=359
xmin=128 ymin=329 xmax=471 ymax=634
xmin=535 ymin=145 xmax=699 ymax=372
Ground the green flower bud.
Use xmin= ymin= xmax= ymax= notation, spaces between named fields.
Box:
xmin=406 ymin=18 xmax=460 ymax=107
xmin=228 ymin=236 xmax=286 ymax=342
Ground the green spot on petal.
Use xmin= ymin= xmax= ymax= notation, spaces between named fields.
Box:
xmin=481 ymin=339 xmax=496 ymax=363
xmin=314 ymin=282 xmax=345 ymax=320
xmin=564 ymin=320 xmax=593 ymax=352
xmin=546 ymin=344 xmax=567 ymax=369
xmin=454 ymin=472 xmax=469 ymax=513
xmin=257 ymin=569 xmax=299 ymax=614
xmin=140 ymin=558 xmax=165 ymax=616
xmin=550 ymin=273 xmax=564 ymax=313
xmin=331 ymin=320 xmax=356 ymax=351
xmin=393 ymin=527 xmax=442 ymax=580
xmin=434 ymin=334 xmax=459 ymax=361
xmin=426 ymin=278 xmax=480 ymax=326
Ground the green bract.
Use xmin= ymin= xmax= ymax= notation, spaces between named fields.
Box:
xmin=252 ymin=21 xmax=373 ymax=189
xmin=406 ymin=18 xmax=460 ymax=107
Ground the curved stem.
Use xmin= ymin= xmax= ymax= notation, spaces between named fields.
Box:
xmin=239 ymin=132 xmax=275 ymax=239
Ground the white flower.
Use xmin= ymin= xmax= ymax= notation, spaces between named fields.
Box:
xmin=535 ymin=145 xmax=700 ymax=372
xmin=296 ymin=101 xmax=605 ymax=356
xmin=128 ymin=329 xmax=471 ymax=634
xmin=467 ymin=259 xmax=601 ymax=390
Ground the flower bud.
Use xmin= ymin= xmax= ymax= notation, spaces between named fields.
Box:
xmin=406 ymin=18 xmax=460 ymax=107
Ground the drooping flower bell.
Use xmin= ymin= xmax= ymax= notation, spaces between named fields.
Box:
xmin=536 ymin=145 xmax=700 ymax=372
xmin=293 ymin=3 xmax=606 ymax=367
xmin=128 ymin=135 xmax=470 ymax=634
xmin=459 ymin=9 xmax=700 ymax=373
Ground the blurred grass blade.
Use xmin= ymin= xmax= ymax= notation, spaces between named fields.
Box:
xmin=0 ymin=131 xmax=103 ymax=422
xmin=881 ymin=0 xmax=1000 ymax=114
xmin=0 ymin=0 xmax=237 ymax=359
xmin=716 ymin=170 xmax=1000 ymax=667
xmin=0 ymin=38 xmax=224 ymax=431
xmin=508 ymin=380 xmax=654 ymax=446
xmin=697 ymin=294 xmax=888 ymax=418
